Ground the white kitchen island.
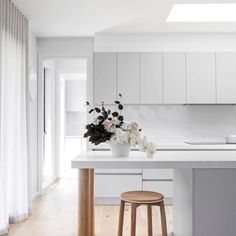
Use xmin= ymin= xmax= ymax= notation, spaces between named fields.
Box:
xmin=72 ymin=150 xmax=236 ymax=236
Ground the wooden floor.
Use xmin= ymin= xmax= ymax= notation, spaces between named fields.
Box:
xmin=8 ymin=178 xmax=173 ymax=236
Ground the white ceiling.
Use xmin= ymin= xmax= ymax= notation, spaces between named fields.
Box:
xmin=12 ymin=0 xmax=236 ymax=37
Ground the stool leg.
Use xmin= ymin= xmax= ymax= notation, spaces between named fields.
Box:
xmin=118 ymin=200 xmax=125 ymax=236
xmin=159 ymin=201 xmax=168 ymax=236
xmin=130 ymin=203 xmax=137 ymax=236
xmin=147 ymin=205 xmax=153 ymax=236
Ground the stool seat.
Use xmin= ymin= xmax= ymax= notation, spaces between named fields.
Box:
xmin=121 ymin=190 xmax=164 ymax=204
xmin=118 ymin=191 xmax=167 ymax=236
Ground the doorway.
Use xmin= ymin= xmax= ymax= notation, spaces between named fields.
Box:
xmin=58 ymin=71 xmax=87 ymax=178
xmin=40 ymin=58 xmax=88 ymax=191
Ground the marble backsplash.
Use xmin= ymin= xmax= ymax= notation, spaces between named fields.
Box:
xmin=69 ymin=104 xmax=236 ymax=144
xmin=120 ymin=105 xmax=236 ymax=142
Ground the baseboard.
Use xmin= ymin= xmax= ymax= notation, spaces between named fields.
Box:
xmin=32 ymin=192 xmax=40 ymax=200
xmin=39 ymin=178 xmax=60 ymax=195
xmin=31 ymin=177 xmax=59 ymax=201
xmin=96 ymin=197 xmax=173 ymax=205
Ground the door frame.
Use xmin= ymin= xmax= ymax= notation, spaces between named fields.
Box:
xmin=37 ymin=53 xmax=93 ymax=194
xmin=41 ymin=61 xmax=57 ymax=190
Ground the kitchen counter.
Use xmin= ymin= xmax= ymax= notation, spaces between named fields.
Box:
xmin=156 ymin=142 xmax=236 ymax=150
xmin=91 ymin=142 xmax=236 ymax=151
xmin=72 ymin=150 xmax=236 ymax=236
xmin=72 ymin=150 xmax=236 ymax=169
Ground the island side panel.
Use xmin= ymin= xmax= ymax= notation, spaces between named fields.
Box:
xmin=193 ymin=169 xmax=236 ymax=236
xmin=173 ymin=169 xmax=193 ymax=236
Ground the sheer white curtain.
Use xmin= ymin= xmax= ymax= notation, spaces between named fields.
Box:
xmin=0 ymin=0 xmax=29 ymax=234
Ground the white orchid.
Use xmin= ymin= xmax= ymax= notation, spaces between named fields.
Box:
xmin=146 ymin=142 xmax=157 ymax=158
xmin=110 ymin=128 xmax=129 ymax=144
xmin=140 ymin=136 xmax=157 ymax=157
xmin=129 ymin=132 xmax=141 ymax=147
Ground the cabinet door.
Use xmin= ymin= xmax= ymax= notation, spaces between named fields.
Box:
xmin=96 ymin=169 xmax=142 ymax=174
xmin=95 ymin=174 xmax=142 ymax=197
xmin=143 ymin=181 xmax=173 ymax=198
xmin=94 ymin=53 xmax=116 ymax=104
xmin=216 ymin=52 xmax=236 ymax=103
xmin=186 ymin=52 xmax=216 ymax=104
xmin=143 ymin=169 xmax=173 ymax=180
xmin=140 ymin=52 xmax=163 ymax=104
xmin=117 ymin=53 xmax=139 ymax=104
xmin=163 ymin=52 xmax=186 ymax=104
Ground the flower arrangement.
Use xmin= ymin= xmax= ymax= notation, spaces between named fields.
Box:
xmin=84 ymin=94 xmax=156 ymax=157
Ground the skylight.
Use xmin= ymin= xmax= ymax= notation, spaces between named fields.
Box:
xmin=167 ymin=4 xmax=236 ymax=22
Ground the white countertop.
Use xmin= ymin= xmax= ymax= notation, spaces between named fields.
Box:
xmin=72 ymin=150 xmax=236 ymax=169
xmin=156 ymin=142 xmax=236 ymax=150
xmin=91 ymin=142 xmax=236 ymax=151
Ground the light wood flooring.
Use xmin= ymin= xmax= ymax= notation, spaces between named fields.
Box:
xmin=8 ymin=178 xmax=173 ymax=236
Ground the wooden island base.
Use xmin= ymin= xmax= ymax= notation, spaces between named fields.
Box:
xmin=79 ymin=169 xmax=95 ymax=236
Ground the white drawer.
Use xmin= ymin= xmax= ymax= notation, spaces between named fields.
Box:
xmin=95 ymin=174 xmax=142 ymax=198
xmin=96 ymin=169 xmax=142 ymax=174
xmin=143 ymin=181 xmax=173 ymax=198
xmin=143 ymin=169 xmax=173 ymax=180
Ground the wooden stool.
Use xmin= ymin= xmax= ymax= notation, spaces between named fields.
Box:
xmin=118 ymin=191 xmax=168 ymax=236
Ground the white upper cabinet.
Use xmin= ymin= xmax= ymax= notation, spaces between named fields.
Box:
xmin=140 ymin=52 xmax=163 ymax=104
xmin=163 ymin=52 xmax=186 ymax=104
xmin=93 ymin=51 xmax=236 ymax=105
xmin=94 ymin=53 xmax=116 ymax=104
xmin=216 ymin=52 xmax=236 ymax=103
xmin=186 ymin=52 xmax=216 ymax=104
xmin=117 ymin=53 xmax=139 ymax=104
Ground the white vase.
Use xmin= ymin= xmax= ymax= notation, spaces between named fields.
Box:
xmin=110 ymin=143 xmax=131 ymax=157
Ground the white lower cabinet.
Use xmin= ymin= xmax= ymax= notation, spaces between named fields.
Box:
xmin=96 ymin=169 xmax=142 ymax=174
xmin=143 ymin=169 xmax=173 ymax=199
xmin=143 ymin=181 xmax=173 ymax=198
xmin=95 ymin=174 xmax=142 ymax=198
xmin=95 ymin=169 xmax=173 ymax=201
xmin=143 ymin=169 xmax=173 ymax=180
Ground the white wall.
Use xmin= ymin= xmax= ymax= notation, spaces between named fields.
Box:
xmin=38 ymin=37 xmax=94 ymax=56
xmin=38 ymin=37 xmax=94 ymax=103
xmin=56 ymin=58 xmax=87 ymax=73
xmin=28 ymin=31 xmax=38 ymax=197
xmin=95 ymin=33 xmax=236 ymax=52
